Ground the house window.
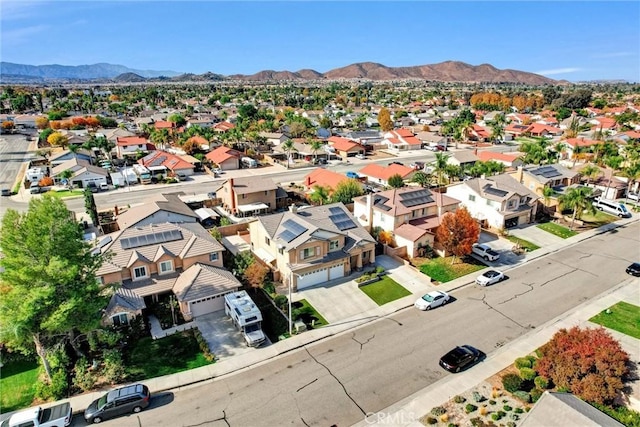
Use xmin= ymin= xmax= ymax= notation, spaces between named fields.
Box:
xmin=265 ymin=237 xmax=271 ymax=246
xmin=301 ymin=247 xmax=316 ymax=259
xmin=133 ymin=266 xmax=147 ymax=280
xmin=508 ymin=200 xmax=517 ymax=209
xmin=111 ymin=313 xmax=129 ymax=326
xmin=97 ymin=276 xmax=104 ymax=285
xmin=159 ymin=260 xmax=173 ymax=274
xmin=264 ymin=191 xmax=268 ymax=195
xmin=210 ymin=252 xmax=219 ymax=262
xmin=242 ymin=194 xmax=246 ymax=199
xmin=469 ymin=195 xmax=476 ymax=202
xmin=330 ymin=240 xmax=339 ymax=250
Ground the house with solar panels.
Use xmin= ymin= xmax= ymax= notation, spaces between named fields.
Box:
xmin=248 ymin=203 xmax=376 ymax=291
xmin=96 ymin=222 xmax=239 ymax=324
xmin=353 ymin=187 xmax=460 ymax=259
xmin=512 ymin=164 xmax=580 ymax=196
xmin=447 ymin=173 xmax=539 ymax=230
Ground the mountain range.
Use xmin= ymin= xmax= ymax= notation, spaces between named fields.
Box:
xmin=0 ymin=61 xmax=557 ymax=84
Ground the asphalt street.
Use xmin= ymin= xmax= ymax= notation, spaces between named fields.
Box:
xmin=66 ymin=221 xmax=640 ymax=426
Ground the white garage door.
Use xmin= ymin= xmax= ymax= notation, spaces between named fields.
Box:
xmin=296 ymin=268 xmax=327 ymax=290
xmin=189 ymin=293 xmax=227 ymax=317
xmin=329 ymin=263 xmax=345 ymax=280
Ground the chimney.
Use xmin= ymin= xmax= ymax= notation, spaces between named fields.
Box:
xmin=474 ymin=148 xmax=478 ymax=156
xmin=480 ymin=174 xmax=486 ymax=180
xmin=366 ymin=194 xmax=373 ymax=230
xmin=516 ymin=165 xmax=524 ymax=184
xmin=114 ymin=205 xmax=119 ymax=216
xmin=289 ymin=205 xmax=298 ymax=214
xmin=306 ymin=176 xmax=311 ymax=187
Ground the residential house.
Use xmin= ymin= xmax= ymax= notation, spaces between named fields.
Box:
xmin=303 ymin=168 xmax=350 ymax=194
xmin=415 ymin=131 xmax=447 ymax=147
xmin=12 ymin=114 xmax=39 ymax=129
xmin=97 ymin=222 xmax=232 ymax=323
xmin=138 ymin=150 xmax=196 ymax=178
xmin=469 ymin=124 xmax=491 ymax=142
xmin=519 ymin=391 xmax=624 ymax=427
xmin=153 ymin=120 xmax=175 ymax=131
xmin=564 ymin=137 xmax=600 ymax=160
xmin=187 ymin=116 xmax=216 ymax=128
xmin=382 ymin=129 xmax=422 ymax=151
xmin=115 ymin=192 xmax=199 ymax=230
xmin=590 ymin=117 xmax=617 ymax=132
xmin=359 ymin=163 xmax=416 ymax=187
xmin=342 ymin=130 xmax=383 ymax=145
xmin=559 ymin=115 xmax=589 ymax=130
xmin=215 ymin=176 xmax=284 ymax=217
xmin=513 ymin=164 xmax=581 ymax=196
xmin=98 ymin=127 xmax=136 ymax=143
xmin=259 ymin=132 xmax=289 ymax=146
xmin=48 ymin=149 xmax=95 ymax=167
xmin=116 ymin=136 xmax=155 ymax=159
xmin=205 ymin=146 xmax=242 ymax=170
xmin=446 ymin=174 xmax=539 ymax=230
xmin=476 ymin=150 xmax=524 ymax=168
xmin=213 ymin=121 xmax=235 ymax=133
xmin=327 ymin=136 xmax=365 ymax=158
xmin=353 ymin=187 xmax=460 ymax=258
xmin=526 ymin=123 xmax=563 ymax=137
xmin=51 ymin=158 xmax=109 ymax=188
xmin=248 ymin=203 xmax=376 ymax=291
xmin=447 ymin=151 xmax=479 ymax=169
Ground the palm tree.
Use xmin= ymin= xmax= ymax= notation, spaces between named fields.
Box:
xmin=579 ymin=163 xmax=602 ymax=187
xmin=433 ymin=152 xmax=450 ymax=187
xmin=281 ymin=139 xmax=298 ymax=169
xmin=540 ymin=186 xmax=556 ymax=214
xmin=620 ymin=163 xmax=640 ymax=204
xmin=309 ymin=139 xmax=324 ymax=163
xmin=490 ymin=123 xmax=504 ymax=144
xmin=59 ymin=169 xmax=74 ymax=188
xmin=559 ymin=186 xmax=595 ymax=230
xmin=411 ymin=171 xmax=433 ymax=188
xmin=309 ymin=185 xmax=331 ymax=206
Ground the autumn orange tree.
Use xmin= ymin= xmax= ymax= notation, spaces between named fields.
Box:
xmin=536 ymin=326 xmax=629 ymax=405
xmin=435 ymin=207 xmax=480 ymax=264
xmin=47 ymin=131 xmax=69 ymax=147
xmin=377 ymin=107 xmax=393 ymax=132
xmin=243 ymin=261 xmax=269 ymax=292
xmin=35 ymin=116 xmax=49 ymax=129
xmin=1 ymin=121 xmax=14 ymax=132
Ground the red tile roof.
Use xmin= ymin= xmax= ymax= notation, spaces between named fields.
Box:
xmin=139 ymin=150 xmax=194 ymax=171
xmin=154 ymin=121 xmax=174 ymax=129
xmin=394 ymin=128 xmax=415 ymax=138
xmin=360 ymin=163 xmax=414 ymax=180
xmin=328 ymin=136 xmax=361 ymax=152
xmin=205 ymin=146 xmax=242 ymax=164
xmin=565 ymin=137 xmax=600 ymax=148
xmin=593 ymin=117 xmax=616 ymax=129
xmin=116 ymin=136 xmax=149 ymax=146
xmin=477 ymin=151 xmax=521 ymax=164
xmin=213 ymin=121 xmax=235 ymax=132
xmin=303 ymin=168 xmax=347 ymax=191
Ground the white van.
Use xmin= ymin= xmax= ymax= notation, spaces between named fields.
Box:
xmin=592 ymin=197 xmax=632 ymax=218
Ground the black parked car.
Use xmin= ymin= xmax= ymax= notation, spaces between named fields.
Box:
xmin=439 ymin=345 xmax=481 ymax=373
xmin=626 ymin=262 xmax=640 ymax=277
xmin=84 ymin=383 xmax=150 ymax=424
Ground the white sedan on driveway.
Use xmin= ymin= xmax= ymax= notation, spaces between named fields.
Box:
xmin=414 ymin=290 xmax=450 ymax=310
xmin=475 ymin=270 xmax=505 ymax=286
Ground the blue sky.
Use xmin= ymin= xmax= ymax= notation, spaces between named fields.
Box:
xmin=1 ymin=1 xmax=639 ymax=82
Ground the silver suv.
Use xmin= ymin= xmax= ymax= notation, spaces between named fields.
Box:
xmin=84 ymin=384 xmax=150 ymax=424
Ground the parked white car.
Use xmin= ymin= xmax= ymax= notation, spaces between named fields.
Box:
xmin=475 ymin=270 xmax=505 ymax=286
xmin=355 ymin=153 xmax=366 ymax=160
xmin=472 ymin=243 xmax=500 ymax=262
xmin=626 ymin=192 xmax=640 ymax=202
xmin=414 ymin=290 xmax=450 ymax=310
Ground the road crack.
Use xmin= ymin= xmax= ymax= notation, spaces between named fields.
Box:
xmin=498 ymin=282 xmax=534 ymax=304
xmin=351 ymin=332 xmax=375 ymax=351
xmin=183 ymin=410 xmax=231 ymax=427
xmin=481 ymin=294 xmax=527 ymax=329
xmin=304 ymin=347 xmax=366 ymax=416
xmin=296 ymin=378 xmax=318 ymax=392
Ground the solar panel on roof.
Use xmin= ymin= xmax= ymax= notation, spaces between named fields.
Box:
xmin=328 ymin=206 xmax=343 ymax=215
xmin=277 ymin=219 xmax=308 ymax=243
xmin=483 ymin=186 xmax=509 ymax=197
xmin=120 ymin=229 xmax=183 ymax=249
xmin=334 ymin=219 xmax=357 ymax=231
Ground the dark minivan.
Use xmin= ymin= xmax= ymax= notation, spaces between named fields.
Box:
xmin=84 ymin=383 xmax=150 ymax=424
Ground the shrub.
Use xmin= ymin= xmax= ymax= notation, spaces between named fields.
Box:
xmin=431 ymin=406 xmax=446 ymax=416
xmin=514 ymin=407 xmax=524 ymax=414
xmin=465 ymin=403 xmax=478 ymax=413
xmin=479 ymin=406 xmax=488 ymax=416
xmin=502 ymin=373 xmax=523 ymax=393
xmin=470 ymin=418 xmax=487 ymax=427
xmin=425 ymin=416 xmax=437 ymax=425
xmin=273 ymin=294 xmax=288 ymax=309
xmin=503 ymin=405 xmax=512 ymax=412
xmin=472 ymin=391 xmax=485 ymax=402
xmin=491 ymin=388 xmax=502 ymax=398
xmin=440 ymin=413 xmax=449 ymax=423
xmin=375 ymin=266 xmax=386 ymax=275
xmin=534 ymin=376 xmax=549 ymax=390
xmin=192 ymin=328 xmax=216 ymax=362
xmin=526 ymin=354 xmax=538 ymax=367
xmin=515 ymin=357 xmax=532 ymax=369
xmin=510 ymin=414 xmax=519 ymax=421
xmin=513 ymin=390 xmax=531 ymax=403
xmin=102 ymin=349 xmax=126 ymax=383
xmin=530 ymin=388 xmax=544 ymax=403
xmin=72 ymin=358 xmax=96 ymax=392
xmin=492 ymin=411 xmax=506 ymax=421
xmin=453 ymin=395 xmax=466 ymax=404
xmin=507 ymin=422 xmax=517 ymax=427
xmin=263 ymin=281 xmax=276 ymax=295
xmin=519 ymin=367 xmax=537 ymax=381
xmin=488 ymin=399 xmax=496 ymax=405
xmin=34 ymin=368 xmax=68 ymax=400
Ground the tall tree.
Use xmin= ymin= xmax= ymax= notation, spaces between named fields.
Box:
xmin=580 ymin=163 xmax=602 ymax=187
xmin=331 ymin=179 xmax=363 ymax=204
xmin=377 ymin=107 xmax=393 ymax=132
xmin=559 ymin=186 xmax=595 ymax=230
xmin=387 ymin=174 xmax=405 ymax=188
xmin=0 ymin=195 xmax=107 ymax=381
xmin=435 ymin=207 xmax=480 ymax=264
xmin=308 ymin=185 xmax=331 ymax=206
xmin=280 ymin=139 xmax=298 ymax=169
xmin=536 ymin=326 xmax=628 ymax=405
xmin=540 ymin=186 xmax=556 ymax=214
xmin=309 ymin=139 xmax=324 ymax=162
xmin=433 ymin=152 xmax=450 ymax=187
xmin=411 ymin=171 xmax=433 ymax=188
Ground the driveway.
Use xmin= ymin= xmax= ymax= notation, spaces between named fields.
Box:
xmin=375 ymin=255 xmax=432 ymax=293
xmin=194 ymin=311 xmax=259 ymax=360
xmin=507 ymin=223 xmax=565 ymax=247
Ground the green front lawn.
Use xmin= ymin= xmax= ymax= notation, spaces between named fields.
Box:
xmin=505 ymin=235 xmax=540 ymax=252
xmin=0 ymin=358 xmax=40 ymax=412
xmin=589 ymin=302 xmax=640 ymax=339
xmin=47 ymin=189 xmax=85 ymax=198
xmin=537 ymin=222 xmax=577 ymax=238
xmin=126 ymin=330 xmax=213 ymax=380
xmin=418 ymin=256 xmax=486 ymax=283
xmin=580 ymin=210 xmax=619 ymax=226
xmin=359 ymin=276 xmax=411 ymax=306
xmin=294 ymin=299 xmax=329 ymax=327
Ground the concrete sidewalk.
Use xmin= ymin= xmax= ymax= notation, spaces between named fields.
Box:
xmin=6 ymin=215 xmax=637 ymax=420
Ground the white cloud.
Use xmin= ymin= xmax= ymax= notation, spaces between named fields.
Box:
xmin=535 ymin=67 xmax=582 ymax=76
xmin=2 ymin=24 xmax=49 ymax=45
xmin=0 ymin=1 xmax=48 ymax=21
